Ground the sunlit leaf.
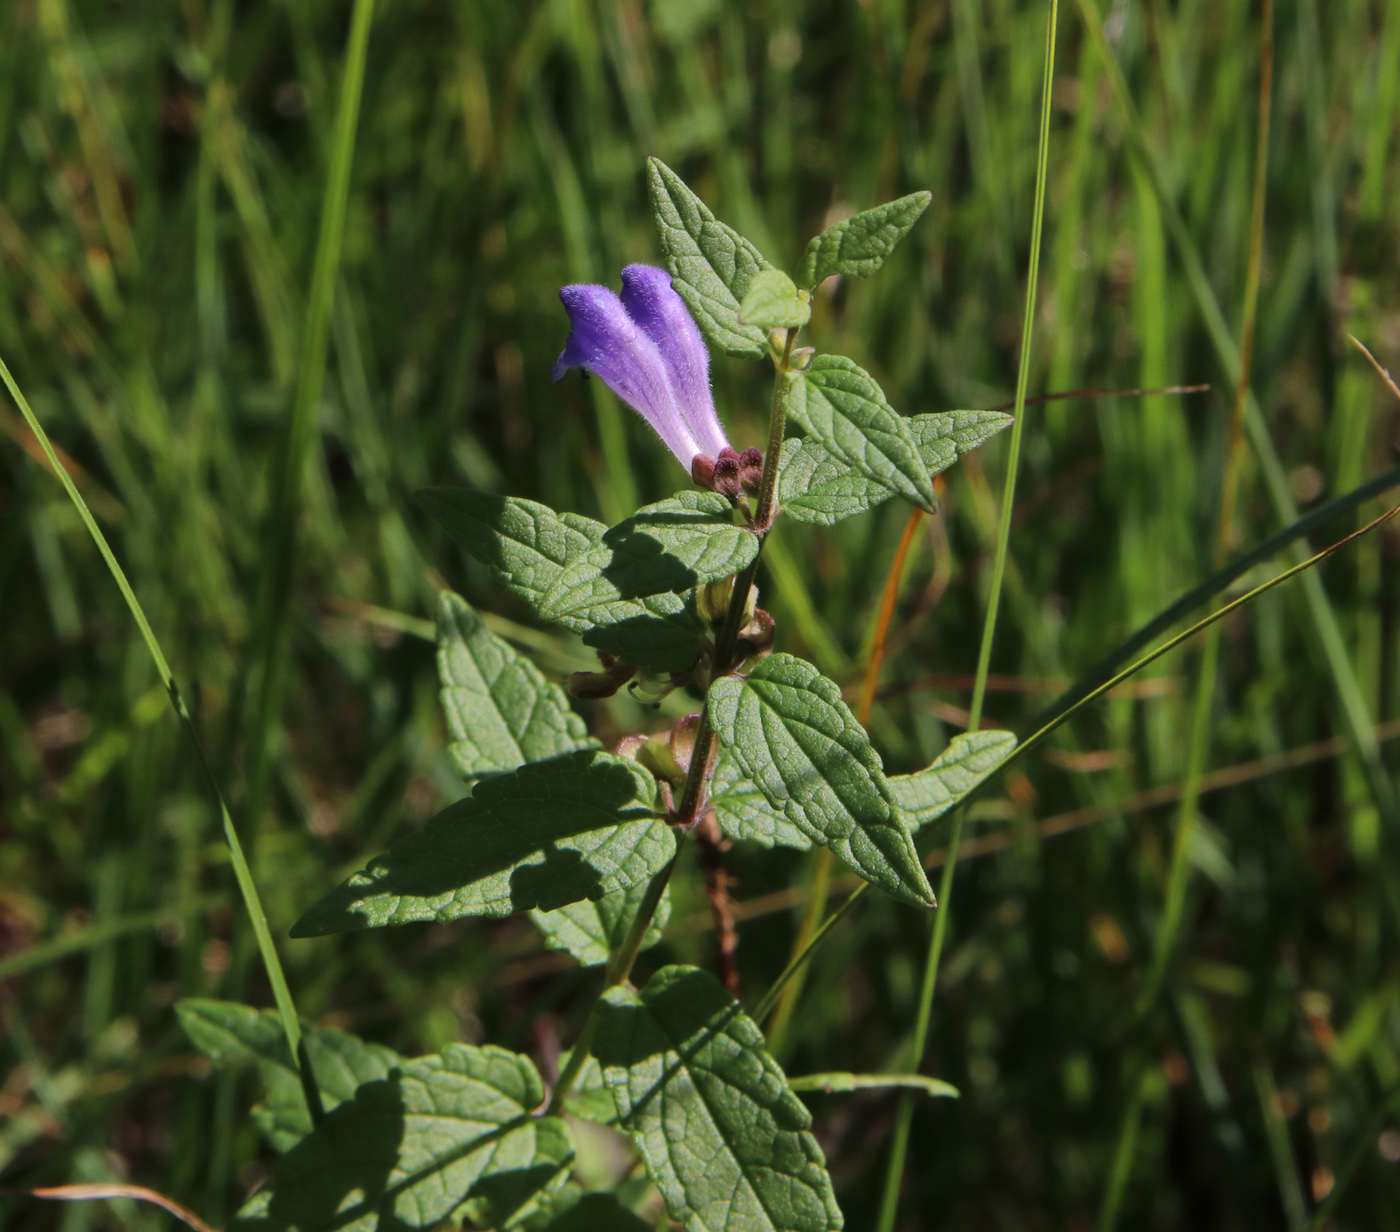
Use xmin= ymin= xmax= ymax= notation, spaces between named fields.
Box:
xmin=708 ymin=653 xmax=934 ymax=907
xmin=595 ymin=965 xmax=843 ymax=1232
xmin=437 ymin=591 xmax=596 ymax=783
xmin=647 ymin=157 xmax=775 ymax=359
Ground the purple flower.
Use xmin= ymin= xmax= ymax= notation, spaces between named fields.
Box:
xmin=551 ymin=264 xmax=732 ymax=474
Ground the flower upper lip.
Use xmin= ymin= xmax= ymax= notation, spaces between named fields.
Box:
xmin=551 ymin=264 xmax=731 ymax=472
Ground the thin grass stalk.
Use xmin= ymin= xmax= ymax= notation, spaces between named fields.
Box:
xmin=875 ymin=4 xmax=1059 ymax=1227
xmin=766 ymin=508 xmax=925 ymax=1055
xmin=242 ymin=0 xmax=376 ymax=853
xmin=0 ymin=358 xmax=314 ymax=1105
xmin=1097 ymin=1066 xmax=1151 ymax=1232
xmin=748 ymin=504 xmax=1400 ymax=1066
xmin=1143 ymin=0 xmax=1273 ymax=1008
xmin=1075 ymin=0 xmax=1400 ymax=834
xmin=1252 ymin=1051 xmax=1311 ymax=1232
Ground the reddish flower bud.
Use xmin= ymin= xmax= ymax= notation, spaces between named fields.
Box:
xmin=691 ymin=453 xmax=717 ymax=489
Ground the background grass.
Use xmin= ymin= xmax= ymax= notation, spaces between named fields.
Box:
xmin=2 ymin=0 xmax=1399 ymax=1227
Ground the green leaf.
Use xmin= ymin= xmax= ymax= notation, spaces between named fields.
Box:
xmin=531 ymin=877 xmax=672 ymax=968
xmin=178 ymin=999 xmax=401 ymax=1153
xmin=798 ymin=192 xmax=932 ymax=287
xmin=779 ymin=409 xmax=1012 ymax=526
xmin=889 ymin=730 xmax=1016 ymax=835
xmin=230 ymin=1044 xmax=572 ymax=1232
xmin=544 ymin=492 xmax=760 ymax=623
xmin=710 ymin=749 xmax=811 ymax=851
xmin=708 ymin=653 xmax=934 ymax=907
xmin=738 ymin=268 xmax=811 ymax=331
xmin=290 ymin=751 xmax=674 ymax=936
xmin=595 ymin=965 xmax=843 ymax=1232
xmin=418 ymin=488 xmax=706 ymax=671
xmin=438 ymin=591 xmax=596 ymax=783
xmin=647 ymin=157 xmax=776 ymax=359
xmin=786 ymin=1072 xmax=959 ymax=1099
xmin=788 ymin=355 xmax=936 ymax=514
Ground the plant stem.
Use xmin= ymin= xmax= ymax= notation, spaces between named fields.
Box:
xmin=750 ymin=499 xmax=1400 ymax=1091
xmin=557 ymin=327 xmax=801 ymax=1102
xmin=753 ymin=329 xmax=796 ymax=532
xmin=676 ymin=327 xmax=798 ymax=826
xmin=875 ymin=4 xmax=1058 ymax=1227
xmin=546 ymin=840 xmax=684 ymax=1116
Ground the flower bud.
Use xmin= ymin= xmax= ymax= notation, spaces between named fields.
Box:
xmin=691 ymin=453 xmax=717 ymax=489
xmin=696 ymin=578 xmax=758 ymax=629
xmin=738 ymin=446 xmax=764 ymax=494
xmin=735 ymin=607 xmax=776 ymax=669
xmin=712 ymin=448 xmax=742 ymax=503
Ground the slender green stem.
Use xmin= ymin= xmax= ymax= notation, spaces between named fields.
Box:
xmin=242 ymin=0 xmax=376 ymax=849
xmin=676 ymin=329 xmax=797 ymax=825
xmin=0 ymin=356 xmax=315 ymax=1115
xmin=753 ymin=328 xmax=796 ymax=532
xmin=752 ymin=883 xmax=867 ymax=1026
xmin=753 ymin=501 xmax=1400 ymax=1073
xmin=554 ymin=327 xmax=800 ymax=1107
xmin=1143 ymin=0 xmax=1273 ymax=1009
xmin=546 ymin=840 xmax=684 ymax=1116
xmin=1097 ymin=1064 xmax=1151 ymax=1232
xmin=876 ymin=5 xmax=1058 ymax=1228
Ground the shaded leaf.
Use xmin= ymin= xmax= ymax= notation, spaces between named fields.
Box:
xmin=418 ymin=488 xmax=706 ymax=671
xmin=540 ymin=1192 xmax=651 ymax=1232
xmin=647 ymin=157 xmax=775 ymax=359
xmin=177 ymin=999 xmax=400 ymax=1153
xmin=437 ymin=591 xmax=596 ymax=784
xmin=786 ymin=1072 xmax=959 ymax=1099
xmin=798 ymin=192 xmax=932 ymax=287
xmin=738 ymin=268 xmax=811 ymax=331
xmin=230 ymin=1044 xmax=572 ymax=1232
xmin=544 ymin=492 xmax=759 ymax=623
xmin=779 ymin=409 xmax=1012 ymax=526
xmin=787 ymin=356 xmax=935 ymax=513
xmin=708 ymin=654 xmax=934 ymax=907
xmin=531 ymin=878 xmax=672 ymax=968
xmin=889 ymin=730 xmax=1016 ymax=835
xmin=291 ymin=752 xmax=673 ymax=936
xmin=595 ymin=965 xmax=843 ymax=1232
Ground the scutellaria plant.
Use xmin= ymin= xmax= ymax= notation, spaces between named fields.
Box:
xmin=177 ymin=159 xmax=1016 ymax=1232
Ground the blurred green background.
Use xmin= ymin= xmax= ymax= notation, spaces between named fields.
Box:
xmin=2 ymin=0 xmax=1399 ymax=1227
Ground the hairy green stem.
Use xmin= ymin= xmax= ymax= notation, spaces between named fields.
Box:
xmin=676 ymin=328 xmax=797 ymax=825
xmin=876 ymin=5 xmax=1058 ymax=1226
xmin=556 ymin=326 xmax=800 ymax=1106
xmin=546 ymin=839 xmax=685 ymax=1116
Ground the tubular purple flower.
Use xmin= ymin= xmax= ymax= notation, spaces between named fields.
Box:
xmin=551 ymin=265 xmax=731 ymax=472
